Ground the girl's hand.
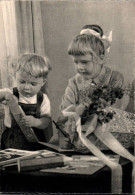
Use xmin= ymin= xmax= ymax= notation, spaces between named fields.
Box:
xmin=84 ymin=97 xmax=92 ymax=107
xmin=20 ymin=115 xmax=36 ymax=127
xmin=75 ymin=103 xmax=86 ymax=116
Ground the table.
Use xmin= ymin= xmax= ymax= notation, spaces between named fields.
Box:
xmin=0 ymin=153 xmax=132 ymax=193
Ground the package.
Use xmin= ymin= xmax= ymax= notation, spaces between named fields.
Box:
xmin=58 ymin=108 xmax=135 ymax=153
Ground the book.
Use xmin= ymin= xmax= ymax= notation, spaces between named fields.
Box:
xmin=0 ymin=148 xmax=70 ymax=172
xmin=18 ymin=151 xmax=71 ymax=172
xmin=0 ymin=148 xmax=40 ymax=167
xmin=7 ymin=98 xmax=38 ymax=142
xmin=1 ymin=163 xmax=18 ymax=171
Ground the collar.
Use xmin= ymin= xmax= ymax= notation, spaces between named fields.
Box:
xmin=19 ymin=93 xmax=37 ymax=104
xmin=75 ymin=66 xmax=112 ymax=90
xmin=93 ymin=66 xmax=112 ymax=86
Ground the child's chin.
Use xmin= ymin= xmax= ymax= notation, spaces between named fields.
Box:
xmin=23 ymin=93 xmax=33 ymax=98
xmin=82 ymin=74 xmax=92 ymax=80
xmin=25 ymin=95 xmax=32 ymax=98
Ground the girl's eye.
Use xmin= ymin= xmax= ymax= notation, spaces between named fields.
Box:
xmin=19 ymin=80 xmax=25 ymax=84
xmin=74 ymin=61 xmax=78 ymax=64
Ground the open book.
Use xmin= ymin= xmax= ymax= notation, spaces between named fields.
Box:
xmin=6 ymin=95 xmax=74 ymax=153
xmin=7 ymin=96 xmax=38 ymax=143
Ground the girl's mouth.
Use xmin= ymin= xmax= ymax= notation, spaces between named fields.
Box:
xmin=78 ymin=70 xmax=86 ymax=74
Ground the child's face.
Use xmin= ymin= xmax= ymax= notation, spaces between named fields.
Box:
xmin=16 ymin=71 xmax=45 ymax=98
xmin=72 ymin=54 xmax=99 ymax=80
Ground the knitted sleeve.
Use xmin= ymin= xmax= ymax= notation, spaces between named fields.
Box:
xmin=60 ymin=77 xmax=79 ymax=111
xmin=108 ymin=71 xmax=124 ymax=88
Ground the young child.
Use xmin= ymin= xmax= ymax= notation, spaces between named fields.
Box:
xmin=0 ymin=53 xmax=53 ymax=150
xmin=60 ymin=25 xmax=121 ymax=111
xmin=57 ymin=25 xmax=135 ymax=163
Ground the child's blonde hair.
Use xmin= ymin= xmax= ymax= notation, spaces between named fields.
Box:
xmin=15 ymin=53 xmax=51 ymax=79
xmin=68 ymin=34 xmax=105 ymax=63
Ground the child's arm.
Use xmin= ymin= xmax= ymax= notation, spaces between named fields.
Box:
xmin=108 ymin=71 xmax=130 ymax=110
xmin=62 ymin=102 xmax=89 ymax=117
xmin=109 ymin=71 xmax=124 ymax=88
xmin=60 ymin=78 xmax=78 ymax=110
xmin=20 ymin=115 xmax=51 ymax=129
xmin=61 ymin=79 xmax=91 ymax=115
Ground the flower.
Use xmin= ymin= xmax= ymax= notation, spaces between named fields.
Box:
xmin=81 ymin=85 xmax=124 ymax=124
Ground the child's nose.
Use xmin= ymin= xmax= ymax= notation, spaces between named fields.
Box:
xmin=77 ymin=63 xmax=84 ymax=70
xmin=24 ymin=83 xmax=30 ymax=89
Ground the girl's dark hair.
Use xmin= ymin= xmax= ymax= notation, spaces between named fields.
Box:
xmin=81 ymin=24 xmax=103 ymax=37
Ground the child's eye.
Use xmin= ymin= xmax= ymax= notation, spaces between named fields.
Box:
xmin=19 ymin=80 xmax=25 ymax=84
xmin=31 ymin=83 xmax=37 ymax=86
xmin=82 ymin=61 xmax=88 ymax=64
xmin=74 ymin=61 xmax=78 ymax=64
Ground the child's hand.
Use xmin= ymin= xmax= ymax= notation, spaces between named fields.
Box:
xmin=84 ymin=97 xmax=92 ymax=107
xmin=2 ymin=92 xmax=16 ymax=105
xmin=20 ymin=115 xmax=36 ymax=127
xmin=75 ymin=103 xmax=86 ymax=116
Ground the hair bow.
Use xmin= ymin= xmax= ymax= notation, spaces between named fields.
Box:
xmin=80 ymin=29 xmax=112 ymax=52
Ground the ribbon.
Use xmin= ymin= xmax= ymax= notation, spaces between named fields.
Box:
xmin=80 ymin=28 xmax=112 ymax=52
xmin=94 ymin=123 xmax=135 ymax=162
xmin=62 ymin=110 xmax=122 ymax=193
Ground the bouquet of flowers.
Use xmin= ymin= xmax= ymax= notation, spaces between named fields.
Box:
xmin=81 ymin=85 xmax=124 ymax=124
xmin=58 ymin=83 xmax=132 ymax=150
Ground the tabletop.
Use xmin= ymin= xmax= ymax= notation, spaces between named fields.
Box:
xmin=0 ymin=150 xmax=132 ymax=194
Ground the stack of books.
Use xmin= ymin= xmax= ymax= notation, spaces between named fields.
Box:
xmin=0 ymin=148 xmax=71 ymax=172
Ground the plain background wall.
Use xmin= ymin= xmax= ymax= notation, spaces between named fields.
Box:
xmin=41 ymin=1 xmax=135 ymax=122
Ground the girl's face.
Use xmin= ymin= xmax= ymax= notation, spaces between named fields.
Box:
xmin=73 ymin=54 xmax=100 ymax=80
xmin=16 ymin=71 xmax=45 ymax=98
xmin=72 ymin=54 xmax=101 ymax=80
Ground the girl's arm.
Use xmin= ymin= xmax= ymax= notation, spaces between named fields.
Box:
xmin=60 ymin=78 xmax=78 ymax=110
xmin=109 ymin=71 xmax=130 ymax=110
xmin=0 ymin=92 xmax=6 ymax=102
xmin=57 ymin=81 xmax=77 ymax=125
xmin=60 ymin=78 xmax=90 ymax=116
xmin=109 ymin=71 xmax=124 ymax=88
